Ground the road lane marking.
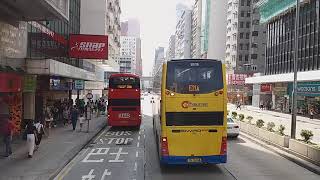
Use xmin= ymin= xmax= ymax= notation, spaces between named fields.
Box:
xmin=138 ymin=136 xmax=140 ymax=141
xmin=136 ymin=151 xmax=139 ymax=158
xmin=54 ymin=148 xmax=89 ymax=180
xmin=134 ymin=162 xmax=137 ymax=171
xmin=94 ymin=129 xmax=107 ymax=143
xmin=82 ymin=148 xmax=110 ymax=163
xmin=137 ymin=142 xmax=140 ymax=148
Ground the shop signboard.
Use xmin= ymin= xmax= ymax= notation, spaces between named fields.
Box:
xmin=23 ymin=75 xmax=37 ymax=92
xmin=84 ymin=81 xmax=104 ymax=90
xmin=288 ymin=82 xmax=320 ymax=96
xmin=74 ymin=80 xmax=84 ymax=90
xmin=227 ymin=74 xmax=250 ymax=85
xmin=261 ymin=84 xmax=272 ymax=92
xmin=69 ymin=34 xmax=108 ymax=59
xmin=50 ymin=78 xmax=72 ymax=91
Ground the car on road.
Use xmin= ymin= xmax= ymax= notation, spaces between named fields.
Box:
xmin=227 ymin=117 xmax=239 ymax=138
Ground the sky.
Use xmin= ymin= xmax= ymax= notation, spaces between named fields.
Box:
xmin=120 ymin=0 xmax=194 ymax=76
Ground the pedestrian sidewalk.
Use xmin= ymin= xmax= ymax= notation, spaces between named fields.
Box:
xmin=228 ymin=104 xmax=320 ymax=144
xmin=0 ymin=116 xmax=106 ymax=180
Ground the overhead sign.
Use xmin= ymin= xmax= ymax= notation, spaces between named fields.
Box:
xmin=261 ymin=84 xmax=272 ymax=92
xmin=69 ymin=34 xmax=108 ymax=59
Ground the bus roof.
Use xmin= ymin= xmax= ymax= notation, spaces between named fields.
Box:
xmin=169 ymin=59 xmax=222 ymax=62
xmin=109 ymin=73 xmax=140 ymax=78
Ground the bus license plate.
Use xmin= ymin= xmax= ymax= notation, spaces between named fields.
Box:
xmin=118 ymin=113 xmax=130 ymax=118
xmin=187 ymin=157 xmax=202 ymax=163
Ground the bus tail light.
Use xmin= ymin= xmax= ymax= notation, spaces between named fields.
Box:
xmin=220 ymin=136 xmax=227 ymax=155
xmin=161 ymin=137 xmax=169 ymax=156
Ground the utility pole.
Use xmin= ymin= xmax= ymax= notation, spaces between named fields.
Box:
xmin=291 ymin=0 xmax=300 ymax=139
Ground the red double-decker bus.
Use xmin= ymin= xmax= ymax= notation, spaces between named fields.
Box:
xmin=107 ymin=74 xmax=141 ymax=127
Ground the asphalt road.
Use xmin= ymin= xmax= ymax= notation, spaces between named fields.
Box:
xmin=55 ymin=95 xmax=319 ymax=180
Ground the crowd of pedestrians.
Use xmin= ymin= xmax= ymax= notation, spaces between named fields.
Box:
xmin=1 ymin=97 xmax=107 ymax=159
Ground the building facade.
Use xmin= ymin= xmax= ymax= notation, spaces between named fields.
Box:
xmin=175 ymin=9 xmax=192 ymax=59
xmin=191 ymin=0 xmax=202 ymax=58
xmin=167 ymin=35 xmax=176 ymax=60
xmin=121 ymin=19 xmax=140 ymax=38
xmin=153 ymin=47 xmax=165 ymax=76
xmin=120 ymin=36 xmax=140 ymax=75
xmin=246 ymin=0 xmax=320 ymax=116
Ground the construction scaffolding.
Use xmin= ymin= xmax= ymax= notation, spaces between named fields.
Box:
xmin=257 ymin=0 xmax=298 ymax=23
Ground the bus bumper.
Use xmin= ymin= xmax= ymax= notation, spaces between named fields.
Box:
xmin=160 ymin=155 xmax=227 ymax=165
xmin=108 ymin=120 xmax=141 ymax=127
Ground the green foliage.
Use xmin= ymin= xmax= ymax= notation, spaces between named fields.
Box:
xmin=231 ymin=112 xmax=237 ymax=119
xmin=266 ymin=122 xmax=275 ymax=132
xmin=277 ymin=125 xmax=286 ymax=136
xmin=256 ymin=119 xmax=264 ymax=128
xmin=246 ymin=116 xmax=253 ymax=124
xmin=238 ymin=114 xmax=245 ymax=122
xmin=300 ymin=130 xmax=314 ymax=143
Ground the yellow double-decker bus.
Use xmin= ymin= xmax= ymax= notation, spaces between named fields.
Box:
xmin=152 ymin=59 xmax=227 ymax=165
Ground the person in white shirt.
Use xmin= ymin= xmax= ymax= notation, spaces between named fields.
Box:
xmin=78 ymin=113 xmax=85 ymax=132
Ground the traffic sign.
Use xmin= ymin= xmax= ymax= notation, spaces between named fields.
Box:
xmin=86 ymin=93 xmax=93 ymax=99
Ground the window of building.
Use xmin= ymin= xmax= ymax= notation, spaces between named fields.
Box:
xmin=247 ymin=12 xmax=251 ymax=17
xmin=240 ymin=43 xmax=243 ymax=50
xmin=246 ymin=32 xmax=250 ymax=39
xmin=246 ymin=43 xmax=250 ymax=50
xmin=252 ymin=31 xmax=258 ymax=36
xmin=241 ymin=11 xmax=245 ymax=17
xmin=240 ymin=33 xmax=244 ymax=39
xmin=239 ymin=55 xmax=243 ymax=61
xmin=241 ymin=0 xmax=245 ymax=6
xmin=251 ymin=54 xmax=258 ymax=59
xmin=240 ymin=22 xmax=244 ymax=28
xmin=246 ymin=22 xmax=250 ymax=28
xmin=247 ymin=0 xmax=251 ymax=6
xmin=251 ymin=43 xmax=258 ymax=48
xmin=245 ymin=55 xmax=249 ymax=61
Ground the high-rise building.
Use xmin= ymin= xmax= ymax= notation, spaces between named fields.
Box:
xmin=153 ymin=47 xmax=165 ymax=76
xmin=176 ymin=3 xmax=189 ymax=22
xmin=191 ymin=0 xmax=202 ymax=58
xmin=120 ymin=19 xmax=142 ymax=76
xmin=175 ymin=9 xmax=192 ymax=59
xmin=121 ymin=19 xmax=141 ymax=38
xmin=167 ymin=35 xmax=176 ymax=60
xmin=120 ymin=36 xmax=140 ymax=75
xmin=246 ymin=0 xmax=320 ymax=111
xmin=81 ymin=0 xmax=121 ymax=64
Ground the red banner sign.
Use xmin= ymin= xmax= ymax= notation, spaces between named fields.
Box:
xmin=261 ymin=84 xmax=272 ymax=92
xmin=69 ymin=34 xmax=108 ymax=59
xmin=0 ymin=73 xmax=22 ymax=93
xmin=227 ymin=74 xmax=250 ymax=85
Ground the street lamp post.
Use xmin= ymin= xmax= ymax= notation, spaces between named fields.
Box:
xmin=291 ymin=0 xmax=300 ymax=139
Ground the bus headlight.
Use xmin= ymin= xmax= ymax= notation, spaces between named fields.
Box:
xmin=170 ymin=93 xmax=175 ymax=96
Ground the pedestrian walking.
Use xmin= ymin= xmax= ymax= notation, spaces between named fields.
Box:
xmin=1 ymin=115 xmax=13 ymax=157
xmin=63 ymin=106 xmax=70 ymax=126
xmin=236 ymin=102 xmax=241 ymax=110
xmin=310 ymin=108 xmax=315 ymax=119
xmin=25 ymin=120 xmax=37 ymax=158
xmin=71 ymin=106 xmax=79 ymax=131
xmin=78 ymin=113 xmax=85 ymax=132
xmin=34 ymin=119 xmax=45 ymax=151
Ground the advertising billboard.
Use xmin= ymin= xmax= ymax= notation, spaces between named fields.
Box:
xmin=69 ymin=34 xmax=108 ymax=59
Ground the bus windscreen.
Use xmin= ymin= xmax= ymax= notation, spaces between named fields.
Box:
xmin=109 ymin=76 xmax=140 ymax=89
xmin=166 ymin=61 xmax=223 ymax=94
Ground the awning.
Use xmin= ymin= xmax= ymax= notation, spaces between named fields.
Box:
xmin=245 ymin=70 xmax=320 ymax=84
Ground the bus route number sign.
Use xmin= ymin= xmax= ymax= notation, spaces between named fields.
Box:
xmin=189 ymin=85 xmax=199 ymax=92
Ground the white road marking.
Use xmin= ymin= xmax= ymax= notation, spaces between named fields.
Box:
xmin=136 ymin=151 xmax=139 ymax=158
xmin=138 ymin=136 xmax=140 ymax=141
xmin=82 ymin=148 xmax=110 ymax=163
xmin=81 ymin=169 xmax=95 ymax=180
xmin=134 ymin=162 xmax=137 ymax=171
xmin=101 ymin=169 xmax=112 ymax=180
xmin=94 ymin=129 xmax=107 ymax=143
xmin=109 ymin=148 xmax=129 ymax=162
xmin=137 ymin=142 xmax=140 ymax=148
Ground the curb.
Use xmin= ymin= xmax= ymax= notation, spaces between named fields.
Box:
xmin=49 ymin=122 xmax=108 ymax=180
xmin=240 ymin=132 xmax=320 ymax=175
